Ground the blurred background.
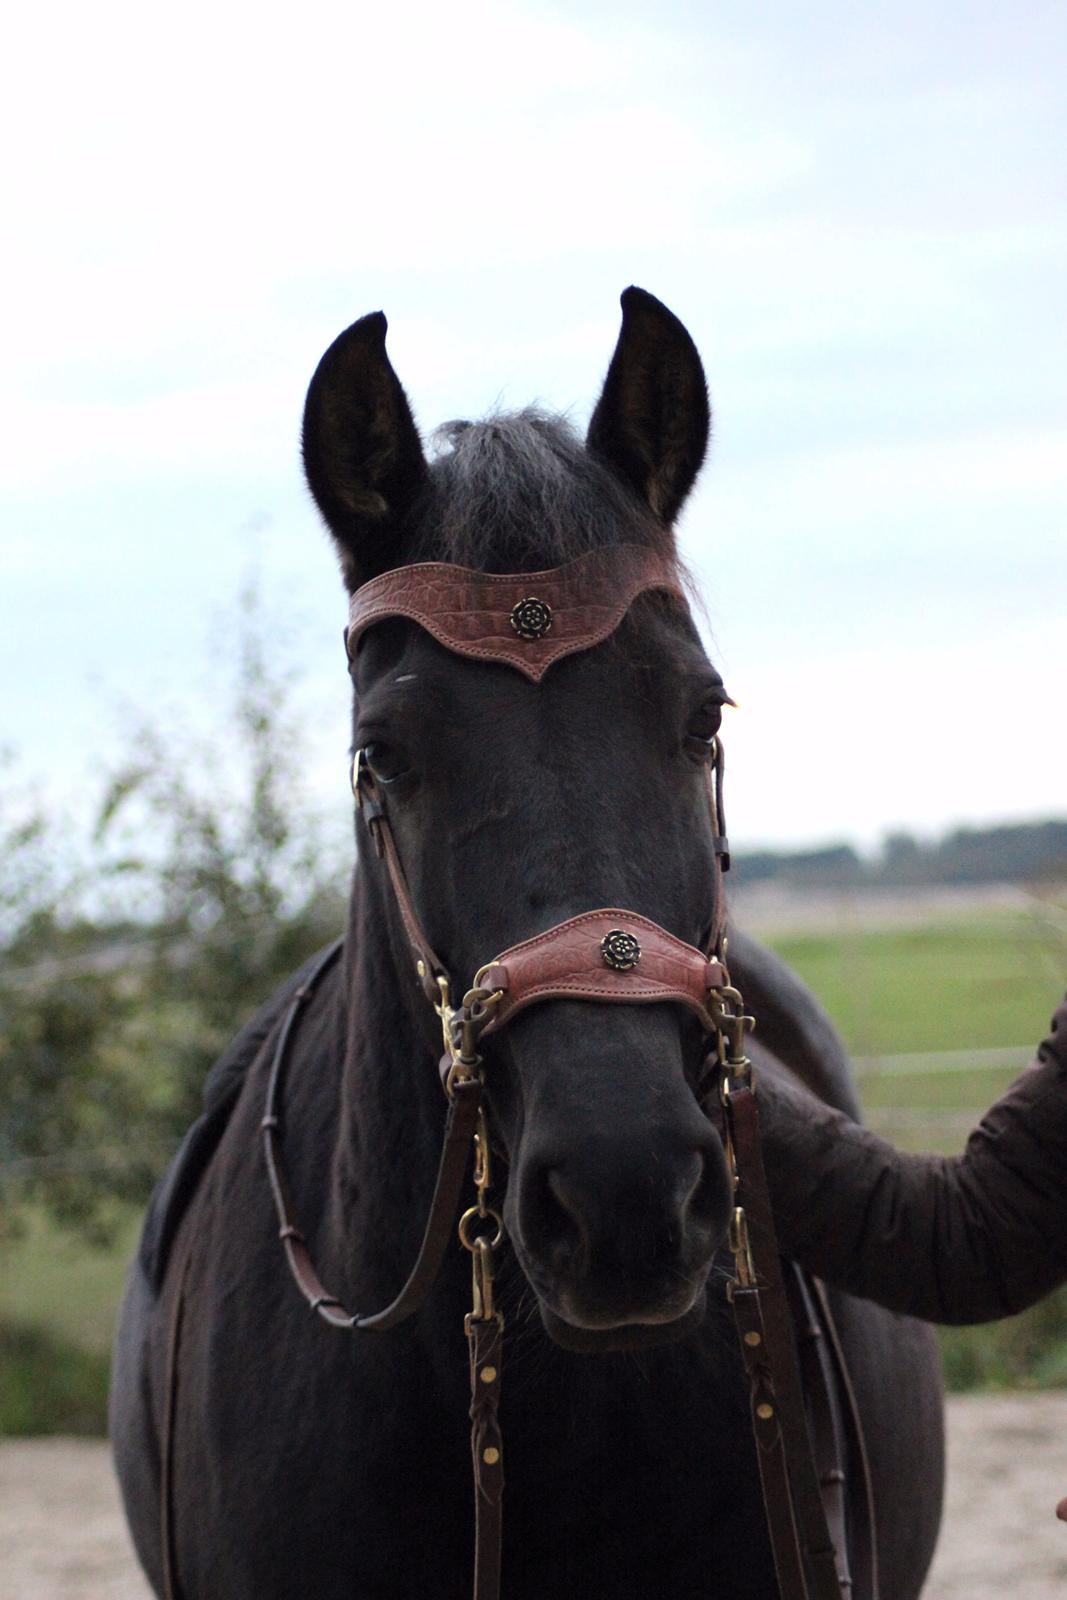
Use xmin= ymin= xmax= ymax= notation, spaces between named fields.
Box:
xmin=1 ymin=0 xmax=1065 ymax=1591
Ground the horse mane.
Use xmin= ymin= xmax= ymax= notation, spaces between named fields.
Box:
xmin=411 ymin=408 xmax=676 ymax=575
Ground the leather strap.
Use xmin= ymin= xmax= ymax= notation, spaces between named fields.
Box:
xmin=810 ymin=1277 xmax=880 ymax=1600
xmin=478 ymin=909 xmax=729 ymax=1033
xmin=724 ymin=1072 xmax=846 ymax=1600
xmin=788 ymin=1266 xmax=852 ymax=1594
xmin=161 ymin=1243 xmax=192 ymax=1600
xmin=261 ymin=940 xmax=484 ymax=1332
xmin=706 ymin=734 xmax=730 ymax=960
xmin=468 ymin=1315 xmax=505 ymax=1600
xmin=731 ymin=1279 xmax=810 ymax=1598
xmin=346 ymin=544 xmax=686 ymax=682
xmin=355 ymin=762 xmax=447 ymax=1003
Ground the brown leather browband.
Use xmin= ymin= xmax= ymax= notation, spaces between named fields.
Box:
xmin=345 ymin=543 xmax=685 ymax=681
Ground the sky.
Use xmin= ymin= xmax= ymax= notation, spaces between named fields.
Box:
xmin=1 ymin=0 xmax=1064 ymax=852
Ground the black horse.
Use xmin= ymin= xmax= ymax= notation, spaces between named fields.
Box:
xmin=111 ymin=289 xmax=944 ymax=1599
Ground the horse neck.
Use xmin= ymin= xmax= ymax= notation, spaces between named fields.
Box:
xmin=330 ymin=859 xmax=458 ymax=1267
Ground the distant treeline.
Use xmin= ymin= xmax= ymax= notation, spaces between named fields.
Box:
xmin=734 ymin=819 xmax=1067 ymax=889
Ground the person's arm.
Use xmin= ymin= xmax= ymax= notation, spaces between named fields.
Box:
xmin=757 ymin=997 xmax=1067 ymax=1324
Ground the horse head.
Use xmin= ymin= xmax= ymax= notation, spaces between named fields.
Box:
xmin=303 ymin=288 xmax=734 ymax=1353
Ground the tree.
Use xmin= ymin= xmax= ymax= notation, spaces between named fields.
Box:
xmin=0 ymin=585 xmax=348 ymax=1242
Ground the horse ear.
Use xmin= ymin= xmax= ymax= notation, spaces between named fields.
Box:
xmin=302 ymin=312 xmax=429 ymax=589
xmin=586 ymin=287 xmax=710 ymax=527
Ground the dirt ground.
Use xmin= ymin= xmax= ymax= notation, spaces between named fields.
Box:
xmin=2 ymin=1394 xmax=1066 ymax=1598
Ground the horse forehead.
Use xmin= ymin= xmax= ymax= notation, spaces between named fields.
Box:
xmin=360 ymin=613 xmax=690 ymax=718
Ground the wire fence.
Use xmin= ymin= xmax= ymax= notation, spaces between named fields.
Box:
xmin=0 ymin=1044 xmax=1033 ymax=1186
xmin=853 ymin=1045 xmax=1031 ymax=1077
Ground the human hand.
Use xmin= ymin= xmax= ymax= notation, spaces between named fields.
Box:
xmin=1057 ymin=1496 xmax=1067 ymax=1522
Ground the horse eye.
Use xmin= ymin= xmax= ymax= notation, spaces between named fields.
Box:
xmin=363 ymin=741 xmax=412 ymax=785
xmin=686 ymin=701 xmax=723 ymax=749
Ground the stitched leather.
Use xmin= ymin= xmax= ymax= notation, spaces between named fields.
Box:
xmin=346 ymin=544 xmax=685 ymax=681
xmin=478 ymin=910 xmax=728 ymax=1032
xmin=468 ymin=1317 xmax=505 ymax=1600
xmin=725 ymin=1076 xmax=850 ymax=1600
xmin=261 ymin=944 xmax=485 ymax=1334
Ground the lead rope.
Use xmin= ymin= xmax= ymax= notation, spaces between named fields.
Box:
xmin=461 ymin=1101 xmax=506 ymax=1600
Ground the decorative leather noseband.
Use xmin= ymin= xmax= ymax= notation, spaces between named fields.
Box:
xmin=477 ymin=909 xmax=728 ymax=1033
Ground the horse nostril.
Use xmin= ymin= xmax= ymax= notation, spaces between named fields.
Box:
xmin=522 ymin=1165 xmax=587 ymax=1264
xmin=685 ymin=1145 xmax=732 ymax=1234
xmin=544 ymin=1169 xmax=587 ymax=1251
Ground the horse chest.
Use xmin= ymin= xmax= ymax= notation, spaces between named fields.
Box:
xmin=174 ymin=1281 xmax=775 ymax=1600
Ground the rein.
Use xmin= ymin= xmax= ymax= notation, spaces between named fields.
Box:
xmin=162 ymin=546 xmax=873 ymax=1600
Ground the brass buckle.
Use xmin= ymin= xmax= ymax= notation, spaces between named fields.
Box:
xmin=708 ymin=983 xmax=754 ymax=1080
xmin=459 ymin=1100 xmax=507 ymax=1323
xmin=351 ymin=747 xmax=367 ymax=805
xmin=437 ymin=975 xmax=504 ymax=1098
xmin=728 ymin=1205 xmax=757 ymax=1289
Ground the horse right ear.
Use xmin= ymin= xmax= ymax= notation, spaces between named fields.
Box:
xmin=587 ymin=287 xmax=710 ymax=527
xmin=302 ymin=312 xmax=429 ymax=590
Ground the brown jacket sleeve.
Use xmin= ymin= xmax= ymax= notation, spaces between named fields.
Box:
xmin=757 ymin=996 xmax=1067 ymax=1324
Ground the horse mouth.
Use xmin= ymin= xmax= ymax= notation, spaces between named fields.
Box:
xmin=535 ymin=1290 xmax=708 ymax=1354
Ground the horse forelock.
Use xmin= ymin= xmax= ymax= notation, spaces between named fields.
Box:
xmin=408 ymin=408 xmax=678 ymax=576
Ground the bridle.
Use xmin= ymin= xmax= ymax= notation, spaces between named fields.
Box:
xmin=162 ymin=544 xmax=875 ymax=1600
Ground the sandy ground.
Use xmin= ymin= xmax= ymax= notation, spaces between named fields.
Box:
xmin=2 ymin=1395 xmax=1066 ymax=1598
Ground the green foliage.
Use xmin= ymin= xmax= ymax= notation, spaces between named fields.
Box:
xmin=0 ymin=582 xmax=347 ymax=1246
xmin=0 ymin=1321 xmax=110 ymax=1436
xmin=768 ymin=916 xmax=1066 ymax=1061
xmin=0 ymin=1207 xmax=133 ymax=1435
xmin=0 ymin=1207 xmax=140 ymax=1353
xmin=939 ymin=1286 xmax=1067 ymax=1393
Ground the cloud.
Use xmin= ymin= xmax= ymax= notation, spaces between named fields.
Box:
xmin=1 ymin=0 xmax=1064 ymax=846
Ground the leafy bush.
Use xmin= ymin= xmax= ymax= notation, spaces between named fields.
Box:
xmin=0 ymin=584 xmax=348 ymax=1246
xmin=0 ymin=1321 xmax=110 ymax=1435
xmin=939 ymin=1285 xmax=1067 ymax=1393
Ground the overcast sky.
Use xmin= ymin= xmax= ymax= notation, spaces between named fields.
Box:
xmin=2 ymin=0 xmax=1064 ymax=851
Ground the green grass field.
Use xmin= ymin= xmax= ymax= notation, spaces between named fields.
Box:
xmin=2 ymin=901 xmax=1065 ymax=1431
xmin=771 ymin=905 xmax=1067 ymax=1391
xmin=771 ymin=909 xmax=1066 ymax=1147
xmin=772 ymin=911 xmax=1063 ymax=1054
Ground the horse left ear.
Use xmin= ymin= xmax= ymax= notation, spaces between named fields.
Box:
xmin=587 ymin=287 xmax=710 ymax=526
xmin=302 ymin=311 xmax=429 ymax=590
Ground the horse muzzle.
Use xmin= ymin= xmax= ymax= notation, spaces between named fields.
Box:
xmin=498 ymin=999 xmax=733 ymax=1350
